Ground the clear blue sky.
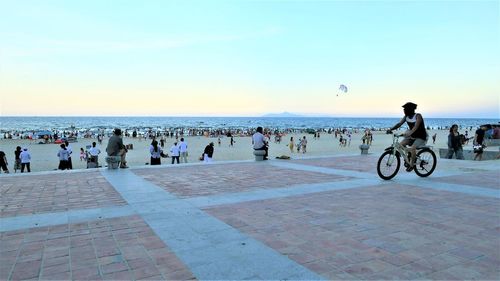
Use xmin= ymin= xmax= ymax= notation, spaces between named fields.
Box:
xmin=1 ymin=0 xmax=498 ymax=117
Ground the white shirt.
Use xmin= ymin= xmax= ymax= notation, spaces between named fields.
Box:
xmin=66 ymin=144 xmax=73 ymax=156
xmin=252 ymin=132 xmax=266 ymax=149
xmin=88 ymin=146 xmax=101 ymax=156
xmin=150 ymin=145 xmax=163 ymax=159
xmin=58 ymin=149 xmax=70 ymax=161
xmin=20 ymin=150 xmax=31 ymax=163
xmin=170 ymin=144 xmax=180 ymax=157
xmin=179 ymin=141 xmax=188 ymax=153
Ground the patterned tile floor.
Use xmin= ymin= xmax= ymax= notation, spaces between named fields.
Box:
xmin=290 ymin=156 xmax=380 ymax=173
xmin=431 ymin=170 xmax=500 ymax=190
xmin=206 ymin=183 xmax=500 ymax=280
xmin=0 ymin=172 xmax=127 ymax=218
xmin=133 ymin=163 xmax=350 ymax=198
xmin=0 ymin=216 xmax=194 ymax=281
xmin=0 ymin=155 xmax=498 ymax=280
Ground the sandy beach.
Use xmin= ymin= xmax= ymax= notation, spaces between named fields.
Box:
xmin=1 ymin=129 xmax=494 ymax=174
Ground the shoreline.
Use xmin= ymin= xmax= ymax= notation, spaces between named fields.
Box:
xmin=1 ymin=117 xmax=497 ymax=136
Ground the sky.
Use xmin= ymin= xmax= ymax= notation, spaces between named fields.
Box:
xmin=0 ymin=0 xmax=499 ymax=118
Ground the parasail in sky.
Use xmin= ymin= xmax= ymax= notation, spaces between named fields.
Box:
xmin=337 ymin=84 xmax=348 ymax=96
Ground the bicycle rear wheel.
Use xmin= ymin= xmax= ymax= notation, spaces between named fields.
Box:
xmin=414 ymin=148 xmax=437 ymax=177
xmin=377 ymin=151 xmax=400 ymax=180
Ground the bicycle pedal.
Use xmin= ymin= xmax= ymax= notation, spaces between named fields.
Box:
xmin=405 ymin=166 xmax=414 ymax=172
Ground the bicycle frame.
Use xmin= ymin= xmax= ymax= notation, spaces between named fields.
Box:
xmin=386 ymin=134 xmax=411 ymax=165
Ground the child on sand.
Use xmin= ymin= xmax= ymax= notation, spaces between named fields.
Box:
xmin=80 ymin=148 xmax=86 ymax=161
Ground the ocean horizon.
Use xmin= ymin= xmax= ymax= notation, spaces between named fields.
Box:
xmin=1 ymin=116 xmax=497 ymax=132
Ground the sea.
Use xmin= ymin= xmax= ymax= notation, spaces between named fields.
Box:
xmin=0 ymin=116 xmax=497 ymax=133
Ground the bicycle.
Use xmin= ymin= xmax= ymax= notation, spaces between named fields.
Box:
xmin=377 ymin=133 xmax=437 ymax=180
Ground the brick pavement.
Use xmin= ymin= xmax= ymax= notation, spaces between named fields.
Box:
xmin=0 ymin=216 xmax=194 ymax=281
xmin=206 ymin=183 xmax=500 ymax=280
xmin=0 ymin=172 xmax=126 ymax=218
xmin=431 ymin=170 xmax=500 ymax=190
xmin=133 ymin=163 xmax=350 ymax=198
xmin=1 ymin=155 xmax=499 ymax=280
xmin=290 ymin=156 xmax=379 ymax=173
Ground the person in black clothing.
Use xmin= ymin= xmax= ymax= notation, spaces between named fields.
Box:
xmin=0 ymin=151 xmax=9 ymax=173
xmin=203 ymin=142 xmax=214 ymax=163
xmin=14 ymin=146 xmax=22 ymax=173
xmin=387 ymin=102 xmax=428 ymax=171
xmin=473 ymin=125 xmax=487 ymax=161
xmin=446 ymin=124 xmax=464 ymax=159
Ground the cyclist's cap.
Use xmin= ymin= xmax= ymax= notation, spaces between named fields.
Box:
xmin=402 ymin=102 xmax=417 ymax=109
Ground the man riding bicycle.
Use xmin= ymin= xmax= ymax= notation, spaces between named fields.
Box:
xmin=387 ymin=102 xmax=428 ymax=171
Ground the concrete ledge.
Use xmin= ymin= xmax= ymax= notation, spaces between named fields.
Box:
xmin=485 ymin=139 xmax=500 ymax=146
xmin=253 ymin=150 xmax=266 ymax=161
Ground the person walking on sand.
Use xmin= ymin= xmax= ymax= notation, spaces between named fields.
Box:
xmin=0 ymin=151 xmax=9 ymax=174
xmin=79 ymin=148 xmax=86 ymax=161
xmin=387 ymin=102 xmax=428 ymax=171
xmin=301 ymin=136 xmax=308 ymax=153
xmin=230 ymin=136 xmax=235 ymax=147
xmin=473 ymin=125 xmax=487 ymax=161
xmin=150 ymin=140 xmax=163 ymax=165
xmin=446 ymin=124 xmax=464 ymax=160
xmin=179 ymin=138 xmax=188 ymax=163
xmin=20 ymin=147 xmax=31 ymax=173
xmin=203 ymin=142 xmax=214 ymax=163
xmin=57 ymin=144 xmax=70 ymax=170
xmin=170 ymin=142 xmax=180 ymax=164
xmin=288 ymin=137 xmax=295 ymax=153
xmin=160 ymin=135 xmax=165 ymax=148
xmin=14 ymin=146 xmax=22 ymax=173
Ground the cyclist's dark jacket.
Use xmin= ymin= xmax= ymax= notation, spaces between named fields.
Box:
xmin=406 ymin=114 xmax=427 ymax=140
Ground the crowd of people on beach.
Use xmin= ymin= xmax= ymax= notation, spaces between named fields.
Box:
xmin=1 ymin=122 xmax=499 ymax=174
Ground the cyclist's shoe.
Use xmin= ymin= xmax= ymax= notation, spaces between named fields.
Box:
xmin=405 ymin=165 xmax=414 ymax=172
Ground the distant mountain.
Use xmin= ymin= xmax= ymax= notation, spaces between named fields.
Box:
xmin=262 ymin=112 xmax=304 ymax=118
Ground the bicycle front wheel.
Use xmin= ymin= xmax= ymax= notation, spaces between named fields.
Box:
xmin=377 ymin=150 xmax=400 ymax=180
xmin=414 ymin=148 xmax=437 ymax=177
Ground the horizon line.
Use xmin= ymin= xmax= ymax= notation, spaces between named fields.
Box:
xmin=1 ymin=115 xmax=498 ymax=119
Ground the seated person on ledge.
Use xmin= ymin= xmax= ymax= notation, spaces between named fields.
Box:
xmin=106 ymin=128 xmax=129 ymax=168
xmin=252 ymin=126 xmax=269 ymax=160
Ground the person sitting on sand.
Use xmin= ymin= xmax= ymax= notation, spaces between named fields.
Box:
xmin=252 ymin=127 xmax=268 ymax=160
xmin=387 ymin=102 xmax=428 ymax=171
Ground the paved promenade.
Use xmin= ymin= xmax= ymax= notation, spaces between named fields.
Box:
xmin=1 ymin=155 xmax=499 ymax=280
